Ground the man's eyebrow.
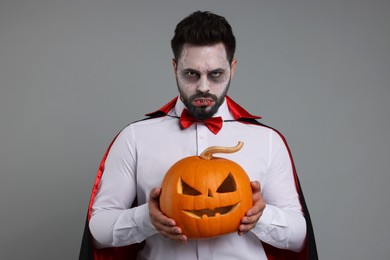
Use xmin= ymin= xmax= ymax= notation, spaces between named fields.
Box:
xmin=182 ymin=68 xmax=199 ymax=73
xmin=180 ymin=68 xmax=226 ymax=75
xmin=209 ymin=68 xmax=225 ymax=73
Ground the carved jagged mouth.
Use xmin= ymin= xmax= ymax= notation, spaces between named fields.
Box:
xmin=183 ymin=203 xmax=239 ymax=219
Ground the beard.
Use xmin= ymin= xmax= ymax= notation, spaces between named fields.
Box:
xmin=179 ymin=82 xmax=230 ymax=120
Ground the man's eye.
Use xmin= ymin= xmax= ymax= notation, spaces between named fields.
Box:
xmin=185 ymin=71 xmax=198 ymax=78
xmin=210 ymin=72 xmax=222 ymax=78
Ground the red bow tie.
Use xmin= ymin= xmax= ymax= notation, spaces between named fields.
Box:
xmin=179 ymin=109 xmax=223 ymax=135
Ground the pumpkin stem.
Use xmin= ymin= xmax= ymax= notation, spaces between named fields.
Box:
xmin=199 ymin=141 xmax=244 ymax=160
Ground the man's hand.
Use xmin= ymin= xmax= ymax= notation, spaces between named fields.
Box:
xmin=149 ymin=187 xmax=188 ymax=242
xmin=238 ymin=181 xmax=265 ymax=236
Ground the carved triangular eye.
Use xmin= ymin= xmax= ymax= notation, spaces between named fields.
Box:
xmin=179 ymin=178 xmax=202 ymax=196
xmin=216 ymin=173 xmax=237 ymax=193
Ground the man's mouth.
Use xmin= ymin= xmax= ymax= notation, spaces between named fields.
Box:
xmin=192 ymin=98 xmax=215 ymax=107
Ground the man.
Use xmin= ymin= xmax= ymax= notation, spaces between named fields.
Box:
xmin=80 ymin=11 xmax=317 ymax=259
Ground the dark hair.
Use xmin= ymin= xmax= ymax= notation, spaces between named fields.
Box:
xmin=171 ymin=11 xmax=236 ymax=63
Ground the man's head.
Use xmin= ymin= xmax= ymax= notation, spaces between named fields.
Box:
xmin=171 ymin=11 xmax=237 ymax=120
xmin=171 ymin=11 xmax=236 ymax=63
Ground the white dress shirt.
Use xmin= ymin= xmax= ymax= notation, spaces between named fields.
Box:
xmin=89 ymin=97 xmax=306 ymax=260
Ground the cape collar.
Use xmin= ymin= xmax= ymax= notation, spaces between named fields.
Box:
xmin=145 ymin=96 xmax=262 ymax=121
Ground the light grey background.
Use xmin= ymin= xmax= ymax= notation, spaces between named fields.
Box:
xmin=1 ymin=0 xmax=389 ymax=259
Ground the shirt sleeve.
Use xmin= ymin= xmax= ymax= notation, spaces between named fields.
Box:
xmin=89 ymin=126 xmax=158 ymax=248
xmin=250 ymin=130 xmax=307 ymax=252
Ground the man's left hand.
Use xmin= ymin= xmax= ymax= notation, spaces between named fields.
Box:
xmin=238 ymin=181 xmax=265 ymax=236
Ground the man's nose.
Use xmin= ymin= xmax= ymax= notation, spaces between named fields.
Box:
xmin=196 ymin=76 xmax=210 ymax=93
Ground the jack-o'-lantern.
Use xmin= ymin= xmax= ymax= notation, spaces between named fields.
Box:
xmin=159 ymin=141 xmax=252 ymax=239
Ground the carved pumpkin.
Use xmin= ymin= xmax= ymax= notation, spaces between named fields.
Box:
xmin=159 ymin=142 xmax=252 ymax=239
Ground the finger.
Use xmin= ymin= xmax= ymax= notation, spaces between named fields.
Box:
xmin=157 ymin=224 xmax=188 ymax=242
xmin=238 ymin=222 xmax=254 ymax=235
xmin=151 ymin=212 xmax=176 ymax=227
xmin=163 ymin=232 xmax=188 ymax=243
xmin=251 ymin=180 xmax=261 ymax=191
xmin=250 ymin=181 xmax=261 ymax=196
xmin=242 ymin=212 xmax=261 ymax=225
xmin=239 ymin=213 xmax=262 ymax=232
xmin=247 ymin=201 xmax=265 ymax=216
xmin=155 ymin=221 xmax=180 ymax=234
xmin=150 ymin=187 xmax=162 ymax=200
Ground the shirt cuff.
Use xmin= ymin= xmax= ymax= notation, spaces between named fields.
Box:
xmin=134 ymin=203 xmax=158 ymax=239
xmin=251 ymin=204 xmax=289 ymax=246
xmin=258 ymin=204 xmax=288 ymax=227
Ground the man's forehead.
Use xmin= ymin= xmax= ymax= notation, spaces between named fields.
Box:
xmin=180 ymin=43 xmax=228 ymax=60
xmin=178 ymin=43 xmax=230 ymax=69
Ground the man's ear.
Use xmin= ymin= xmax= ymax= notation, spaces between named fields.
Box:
xmin=230 ymin=58 xmax=238 ymax=79
xmin=172 ymin=58 xmax=178 ymax=73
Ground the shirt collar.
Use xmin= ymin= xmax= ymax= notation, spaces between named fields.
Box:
xmin=145 ymin=96 xmax=261 ymax=121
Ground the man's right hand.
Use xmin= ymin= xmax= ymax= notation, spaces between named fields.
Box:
xmin=148 ymin=187 xmax=188 ymax=243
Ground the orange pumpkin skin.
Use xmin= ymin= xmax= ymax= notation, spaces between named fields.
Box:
xmin=159 ymin=152 xmax=252 ymax=239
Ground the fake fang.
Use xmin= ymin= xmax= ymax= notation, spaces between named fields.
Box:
xmin=193 ymin=99 xmax=213 ymax=107
xmin=183 ymin=203 xmax=239 ymax=219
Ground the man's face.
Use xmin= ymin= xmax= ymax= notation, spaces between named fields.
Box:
xmin=173 ymin=43 xmax=237 ymax=120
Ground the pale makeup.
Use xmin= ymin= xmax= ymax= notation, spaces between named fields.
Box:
xmin=173 ymin=43 xmax=237 ymax=118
